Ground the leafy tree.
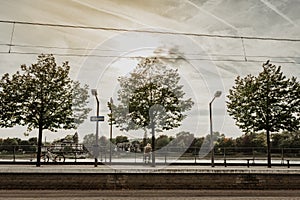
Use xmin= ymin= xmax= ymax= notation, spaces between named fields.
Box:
xmin=235 ymin=132 xmax=266 ymax=149
xmin=82 ymin=133 xmax=106 ymax=157
xmin=189 ymin=137 xmax=204 ymax=154
xmin=156 ymin=135 xmax=170 ymax=150
xmin=28 ymin=137 xmax=38 ymax=146
xmin=272 ymin=131 xmax=300 ymax=148
xmin=115 ymin=135 xmax=129 ymax=144
xmin=0 ymin=138 xmax=18 ymax=152
xmin=83 ymin=133 xmax=97 ymax=150
xmin=216 ymin=134 xmax=236 ymax=149
xmin=99 ymin=136 xmax=108 ymax=147
xmin=169 ymin=131 xmax=195 ymax=149
xmin=19 ymin=140 xmax=36 ymax=152
xmin=0 ymin=54 xmax=91 ymax=166
xmin=227 ymin=61 xmax=300 ymax=167
xmin=113 ymin=57 xmax=194 ymax=166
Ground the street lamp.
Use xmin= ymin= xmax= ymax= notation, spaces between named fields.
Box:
xmin=108 ymin=97 xmax=113 ymax=164
xmin=209 ymin=91 xmax=222 ymax=167
xmin=91 ymin=89 xmax=99 ymax=167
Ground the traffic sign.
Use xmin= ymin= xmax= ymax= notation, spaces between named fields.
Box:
xmin=90 ymin=116 xmax=105 ymax=121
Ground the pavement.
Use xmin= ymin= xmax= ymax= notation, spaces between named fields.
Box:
xmin=2 ymin=189 xmax=300 ymax=200
xmin=1 ymin=164 xmax=300 ymax=174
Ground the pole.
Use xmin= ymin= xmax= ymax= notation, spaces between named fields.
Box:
xmin=209 ymin=91 xmax=221 ymax=168
xmin=94 ymin=95 xmax=99 ymax=167
xmin=151 ymin=121 xmax=155 ymax=167
xmin=209 ymin=97 xmax=215 ymax=168
xmin=109 ymin=99 xmax=113 ymax=164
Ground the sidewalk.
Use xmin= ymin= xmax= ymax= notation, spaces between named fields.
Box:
xmin=1 ymin=164 xmax=300 ymax=174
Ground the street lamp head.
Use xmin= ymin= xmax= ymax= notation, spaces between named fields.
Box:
xmin=214 ymin=91 xmax=222 ymax=98
xmin=91 ymin=89 xmax=97 ymax=96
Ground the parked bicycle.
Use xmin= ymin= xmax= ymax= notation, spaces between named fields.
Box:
xmin=40 ymin=148 xmax=65 ymax=162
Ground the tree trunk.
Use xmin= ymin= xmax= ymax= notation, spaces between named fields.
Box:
xmin=266 ymin=80 xmax=271 ymax=168
xmin=266 ymin=129 xmax=271 ymax=168
xmin=36 ymin=126 xmax=43 ymax=167
xmin=151 ymin=121 xmax=155 ymax=167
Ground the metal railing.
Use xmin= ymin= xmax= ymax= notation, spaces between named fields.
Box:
xmin=0 ymin=145 xmax=299 ymax=167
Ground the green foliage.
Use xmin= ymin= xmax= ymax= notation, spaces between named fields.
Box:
xmin=107 ymin=99 xmax=116 ymax=126
xmin=227 ymin=61 xmax=300 ymax=166
xmin=235 ymin=132 xmax=266 ymax=148
xmin=99 ymin=136 xmax=108 ymax=146
xmin=114 ymin=57 xmax=194 ymax=132
xmin=169 ymin=131 xmax=195 ymax=149
xmin=215 ymin=134 xmax=236 ymax=148
xmin=72 ymin=82 xmax=91 ymax=125
xmin=0 ymin=54 xmax=91 ymax=166
xmin=0 ymin=54 xmax=91 ymax=132
xmin=0 ymin=138 xmax=18 ymax=152
xmin=156 ymin=135 xmax=170 ymax=149
xmin=272 ymin=130 xmax=300 ymax=148
xmin=227 ymin=60 xmax=300 ymax=133
xmin=28 ymin=137 xmax=37 ymax=145
xmin=115 ymin=135 xmax=129 ymax=144
xmin=83 ymin=133 xmax=98 ymax=147
xmin=19 ymin=140 xmax=29 ymax=151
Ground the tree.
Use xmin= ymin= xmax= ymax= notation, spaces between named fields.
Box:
xmin=235 ymin=132 xmax=266 ymax=149
xmin=19 ymin=140 xmax=36 ymax=152
xmin=83 ymin=133 xmax=97 ymax=154
xmin=190 ymin=137 xmax=204 ymax=154
xmin=28 ymin=137 xmax=38 ymax=146
xmin=115 ymin=135 xmax=129 ymax=144
xmin=156 ymin=135 xmax=170 ymax=150
xmin=227 ymin=61 xmax=300 ymax=167
xmin=272 ymin=131 xmax=300 ymax=148
xmin=169 ymin=131 xmax=195 ymax=149
xmin=0 ymin=138 xmax=18 ymax=152
xmin=0 ymin=54 xmax=91 ymax=166
xmin=216 ymin=134 xmax=236 ymax=149
xmin=113 ymin=57 xmax=194 ymax=166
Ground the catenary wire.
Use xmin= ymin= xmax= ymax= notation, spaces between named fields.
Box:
xmin=0 ymin=51 xmax=298 ymax=65
xmin=0 ymin=20 xmax=300 ymax=42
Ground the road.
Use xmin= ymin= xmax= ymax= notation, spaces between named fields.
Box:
xmin=1 ymin=190 xmax=300 ymax=200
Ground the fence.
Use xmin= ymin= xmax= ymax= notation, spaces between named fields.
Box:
xmin=0 ymin=144 xmax=299 ymax=166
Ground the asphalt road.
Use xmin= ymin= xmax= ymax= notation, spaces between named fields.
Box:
xmin=1 ymin=190 xmax=300 ymax=200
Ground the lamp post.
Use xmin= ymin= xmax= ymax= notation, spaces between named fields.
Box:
xmin=108 ymin=97 xmax=113 ymax=164
xmin=91 ymin=89 xmax=99 ymax=167
xmin=209 ymin=91 xmax=222 ymax=167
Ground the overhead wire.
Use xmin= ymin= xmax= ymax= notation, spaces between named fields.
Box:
xmin=0 ymin=20 xmax=300 ymax=42
xmin=1 ymin=42 xmax=299 ymax=60
xmin=0 ymin=51 xmax=297 ymax=65
xmin=0 ymin=20 xmax=299 ymax=65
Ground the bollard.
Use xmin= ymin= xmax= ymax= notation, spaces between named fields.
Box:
xmin=247 ymin=159 xmax=250 ymax=168
xmin=287 ymin=160 xmax=290 ymax=168
xmin=224 ymin=159 xmax=227 ymax=167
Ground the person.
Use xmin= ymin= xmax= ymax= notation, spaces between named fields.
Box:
xmin=144 ymin=143 xmax=152 ymax=164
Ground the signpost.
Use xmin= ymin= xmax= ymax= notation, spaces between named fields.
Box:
xmin=90 ymin=116 xmax=105 ymax=122
xmin=90 ymin=114 xmax=104 ymax=167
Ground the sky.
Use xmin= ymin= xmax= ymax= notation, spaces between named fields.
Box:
xmin=0 ymin=0 xmax=299 ymax=143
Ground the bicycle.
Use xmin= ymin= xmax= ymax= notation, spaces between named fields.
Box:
xmin=40 ymin=149 xmax=65 ymax=162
